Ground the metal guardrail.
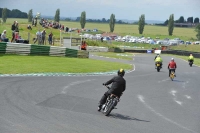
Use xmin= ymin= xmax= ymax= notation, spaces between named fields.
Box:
xmin=0 ymin=42 xmax=89 ymax=58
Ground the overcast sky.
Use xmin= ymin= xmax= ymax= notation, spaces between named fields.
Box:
xmin=1 ymin=0 xmax=200 ymax=21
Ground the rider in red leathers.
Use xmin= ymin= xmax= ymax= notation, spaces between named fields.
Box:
xmin=168 ymin=58 xmax=177 ymax=77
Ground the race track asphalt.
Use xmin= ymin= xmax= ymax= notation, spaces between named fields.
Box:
xmin=0 ymin=53 xmax=199 ymax=133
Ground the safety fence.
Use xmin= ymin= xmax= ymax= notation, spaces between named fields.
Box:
xmin=0 ymin=42 xmax=89 ymax=58
xmin=124 ymin=49 xmax=200 ymax=58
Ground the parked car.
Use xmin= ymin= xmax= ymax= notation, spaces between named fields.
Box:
xmin=86 ymin=29 xmax=91 ymax=32
xmin=103 ymin=36 xmax=111 ymax=41
xmin=93 ymin=29 xmax=98 ymax=32
xmin=194 ymin=41 xmax=200 ymax=44
xmin=185 ymin=41 xmax=191 ymax=45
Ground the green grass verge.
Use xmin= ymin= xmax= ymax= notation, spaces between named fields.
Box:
xmin=163 ymin=54 xmax=200 ymax=66
xmin=0 ymin=55 xmax=132 ymax=74
xmin=174 ymin=55 xmax=200 ymax=66
xmin=169 ymin=45 xmax=200 ymax=52
xmin=92 ymin=52 xmax=134 ymax=60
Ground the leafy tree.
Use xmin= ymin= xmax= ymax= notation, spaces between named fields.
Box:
xmin=109 ymin=14 xmax=115 ymax=32
xmin=102 ymin=18 xmax=106 ymax=23
xmin=28 ymin=9 xmax=33 ymax=22
xmin=138 ymin=14 xmax=145 ymax=34
xmin=187 ymin=17 xmax=193 ymax=23
xmin=2 ymin=8 xmax=7 ymax=23
xmin=179 ymin=16 xmax=184 ymax=23
xmin=168 ymin=14 xmax=174 ymax=36
xmin=194 ymin=17 xmax=199 ymax=23
xmin=164 ymin=19 xmax=168 ymax=26
xmin=76 ymin=17 xmax=80 ymax=21
xmin=54 ymin=9 xmax=60 ymax=22
xmin=195 ymin=24 xmax=200 ymax=40
xmin=80 ymin=11 xmax=86 ymax=29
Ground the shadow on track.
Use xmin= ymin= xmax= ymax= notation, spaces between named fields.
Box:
xmin=109 ymin=113 xmax=150 ymax=122
xmin=169 ymin=79 xmax=185 ymax=82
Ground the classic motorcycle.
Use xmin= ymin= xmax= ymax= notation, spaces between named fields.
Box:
xmin=101 ymin=85 xmax=120 ymax=116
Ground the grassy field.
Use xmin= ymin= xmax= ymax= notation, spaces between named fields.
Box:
xmin=0 ymin=18 xmax=197 ymax=46
xmin=169 ymin=45 xmax=200 ymax=52
xmin=0 ymin=55 xmax=132 ymax=74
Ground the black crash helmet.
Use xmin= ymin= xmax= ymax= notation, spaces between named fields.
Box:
xmin=118 ymin=69 xmax=125 ymax=76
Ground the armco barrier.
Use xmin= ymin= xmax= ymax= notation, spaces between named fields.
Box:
xmin=124 ymin=49 xmax=147 ymax=53
xmin=0 ymin=42 xmax=89 ymax=58
xmin=77 ymin=50 xmax=89 ymax=58
xmin=49 ymin=46 xmax=66 ymax=56
xmin=30 ymin=45 xmax=50 ymax=55
xmin=65 ymin=48 xmax=78 ymax=57
xmin=0 ymin=42 xmax=7 ymax=54
xmin=6 ymin=43 xmax=31 ymax=55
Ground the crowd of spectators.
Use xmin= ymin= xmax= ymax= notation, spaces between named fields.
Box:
xmin=0 ymin=18 xmax=80 ymax=45
xmin=38 ymin=18 xmax=65 ymax=30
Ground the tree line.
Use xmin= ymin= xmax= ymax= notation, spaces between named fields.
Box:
xmin=67 ymin=17 xmax=129 ymax=24
xmin=1 ymin=7 xmax=200 ymax=40
xmin=163 ymin=16 xmax=199 ymax=26
xmin=0 ymin=8 xmax=27 ymax=18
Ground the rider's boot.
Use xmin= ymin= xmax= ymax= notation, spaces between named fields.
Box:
xmin=97 ymin=104 xmax=102 ymax=111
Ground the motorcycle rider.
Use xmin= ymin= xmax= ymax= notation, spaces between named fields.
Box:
xmin=98 ymin=69 xmax=126 ymax=111
xmin=168 ymin=58 xmax=177 ymax=77
xmin=188 ymin=53 xmax=194 ymax=64
xmin=154 ymin=53 xmax=160 ymax=60
xmin=155 ymin=55 xmax=163 ymax=69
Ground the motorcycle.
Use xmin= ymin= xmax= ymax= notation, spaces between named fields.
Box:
xmin=188 ymin=60 xmax=193 ymax=67
xmin=156 ymin=62 xmax=161 ymax=72
xmin=101 ymin=85 xmax=120 ymax=116
xmin=170 ymin=70 xmax=175 ymax=81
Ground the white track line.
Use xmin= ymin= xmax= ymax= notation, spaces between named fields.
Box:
xmin=62 ymin=79 xmax=95 ymax=94
xmin=138 ymin=95 xmax=197 ymax=133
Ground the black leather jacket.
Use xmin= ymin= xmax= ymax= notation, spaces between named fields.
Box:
xmin=104 ymin=75 xmax=126 ymax=96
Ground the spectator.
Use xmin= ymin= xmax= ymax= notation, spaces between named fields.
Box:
xmin=11 ymin=21 xmax=16 ymax=42
xmin=15 ymin=32 xmax=20 ymax=42
xmin=15 ymin=22 xmax=19 ymax=32
xmin=41 ymin=29 xmax=46 ymax=45
xmin=101 ymin=37 xmax=103 ymax=42
xmin=65 ymin=27 xmax=69 ymax=32
xmin=32 ymin=18 xmax=34 ymax=26
xmin=1 ymin=30 xmax=9 ymax=42
xmin=34 ymin=29 xmax=42 ymax=44
xmin=27 ymin=24 xmax=32 ymax=30
xmin=81 ymin=41 xmax=87 ymax=50
xmin=48 ymin=31 xmax=53 ymax=45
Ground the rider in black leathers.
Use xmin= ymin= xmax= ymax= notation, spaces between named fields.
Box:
xmin=98 ymin=69 xmax=126 ymax=111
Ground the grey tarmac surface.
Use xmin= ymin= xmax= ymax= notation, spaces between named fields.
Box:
xmin=0 ymin=53 xmax=199 ymax=133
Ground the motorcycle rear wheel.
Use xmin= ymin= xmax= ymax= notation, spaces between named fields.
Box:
xmin=104 ymin=100 xmax=115 ymax=116
xmin=170 ymin=72 xmax=174 ymax=81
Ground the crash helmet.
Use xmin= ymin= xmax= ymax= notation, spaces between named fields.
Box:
xmin=118 ymin=69 xmax=125 ymax=77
